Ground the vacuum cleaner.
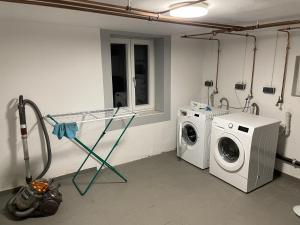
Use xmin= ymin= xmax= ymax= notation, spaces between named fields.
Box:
xmin=6 ymin=95 xmax=62 ymax=218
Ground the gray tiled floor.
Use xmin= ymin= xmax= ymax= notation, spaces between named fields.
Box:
xmin=1 ymin=151 xmax=300 ymax=225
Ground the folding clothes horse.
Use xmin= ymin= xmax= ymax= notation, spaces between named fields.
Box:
xmin=46 ymin=108 xmax=136 ymax=195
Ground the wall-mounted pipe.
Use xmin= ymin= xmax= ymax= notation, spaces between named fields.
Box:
xmin=276 ymin=112 xmax=298 ymax=167
xmin=244 ymin=20 xmax=300 ymax=31
xmin=188 ymin=19 xmax=300 ymax=35
xmin=185 ymin=32 xmax=257 ymax=98
xmin=276 ymin=29 xmax=290 ymax=107
xmin=3 ymin=0 xmax=300 ymax=31
xmin=0 ymin=0 xmax=242 ymax=30
xmin=182 ymin=36 xmax=221 ymax=94
xmin=182 ymin=35 xmax=221 ymax=107
xmin=184 ymin=19 xmax=300 ymax=38
xmin=275 ymin=28 xmax=300 ymax=108
xmin=221 ymin=33 xmax=257 ymax=98
xmin=83 ymin=0 xmax=206 ymax=15
xmin=276 ymin=154 xmax=300 ymax=167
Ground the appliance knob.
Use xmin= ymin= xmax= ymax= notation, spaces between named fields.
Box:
xmin=228 ymin=123 xmax=233 ymax=129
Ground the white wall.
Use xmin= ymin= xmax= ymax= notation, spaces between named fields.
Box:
xmin=199 ymin=31 xmax=300 ymax=179
xmin=0 ymin=21 xmax=203 ymax=191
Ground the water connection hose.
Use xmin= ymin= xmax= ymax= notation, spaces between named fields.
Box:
xmin=18 ymin=95 xmax=52 ymax=182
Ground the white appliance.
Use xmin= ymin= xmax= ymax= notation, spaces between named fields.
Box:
xmin=209 ymin=113 xmax=281 ymax=193
xmin=293 ymin=205 xmax=300 ymax=217
xmin=177 ymin=105 xmax=228 ymax=169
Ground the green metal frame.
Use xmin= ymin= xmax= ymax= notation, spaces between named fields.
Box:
xmin=47 ymin=108 xmax=135 ymax=196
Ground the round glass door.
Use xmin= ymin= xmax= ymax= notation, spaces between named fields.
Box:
xmin=214 ymin=133 xmax=244 ymax=172
xmin=218 ymin=137 xmax=240 ymax=163
xmin=182 ymin=123 xmax=197 ymax=146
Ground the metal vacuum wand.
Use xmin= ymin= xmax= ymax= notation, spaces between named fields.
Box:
xmin=18 ymin=95 xmax=32 ymax=183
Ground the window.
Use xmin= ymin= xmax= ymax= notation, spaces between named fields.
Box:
xmin=101 ymin=30 xmax=171 ymax=129
xmin=110 ymin=38 xmax=154 ymax=111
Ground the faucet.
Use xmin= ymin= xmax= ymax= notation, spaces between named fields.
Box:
xmin=250 ymin=103 xmax=259 ymax=115
xmin=219 ymin=97 xmax=229 ymax=110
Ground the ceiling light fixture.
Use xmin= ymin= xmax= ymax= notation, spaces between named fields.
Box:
xmin=169 ymin=2 xmax=208 ymax=18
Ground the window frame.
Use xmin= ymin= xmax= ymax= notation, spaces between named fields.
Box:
xmin=101 ymin=29 xmax=171 ymax=130
xmin=131 ymin=39 xmax=155 ymax=111
xmin=110 ymin=37 xmax=155 ymax=112
xmin=110 ymin=38 xmax=132 ymax=110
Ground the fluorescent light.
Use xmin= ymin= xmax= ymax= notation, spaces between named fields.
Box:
xmin=170 ymin=5 xmax=208 ymax=18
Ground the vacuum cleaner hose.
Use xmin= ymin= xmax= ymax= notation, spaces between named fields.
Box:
xmin=22 ymin=98 xmax=52 ymax=180
xmin=6 ymin=96 xmax=55 ymax=218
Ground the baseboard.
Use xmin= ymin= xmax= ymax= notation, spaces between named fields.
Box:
xmin=274 ymin=169 xmax=300 ymax=181
xmin=0 ymin=167 xmax=97 ymax=196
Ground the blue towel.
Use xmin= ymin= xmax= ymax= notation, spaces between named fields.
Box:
xmin=52 ymin=122 xmax=78 ymax=140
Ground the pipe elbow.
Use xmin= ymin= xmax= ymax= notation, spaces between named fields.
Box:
xmin=219 ymin=98 xmax=229 ymax=110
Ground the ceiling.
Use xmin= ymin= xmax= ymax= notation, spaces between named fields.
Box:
xmin=99 ymin=0 xmax=300 ymax=24
xmin=1 ymin=0 xmax=300 ymax=35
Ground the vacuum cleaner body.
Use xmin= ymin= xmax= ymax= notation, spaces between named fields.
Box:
xmin=8 ymin=179 xmax=62 ymax=218
xmin=7 ymin=95 xmax=62 ymax=218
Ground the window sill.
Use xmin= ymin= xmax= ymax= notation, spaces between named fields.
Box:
xmin=135 ymin=109 xmax=164 ymax=117
xmin=108 ymin=109 xmax=169 ymax=131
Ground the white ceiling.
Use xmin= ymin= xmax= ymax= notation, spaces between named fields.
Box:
xmin=1 ymin=0 xmax=300 ymax=35
xmin=98 ymin=0 xmax=300 ymax=24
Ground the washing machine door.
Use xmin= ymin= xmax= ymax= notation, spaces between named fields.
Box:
xmin=181 ymin=122 xmax=198 ymax=146
xmin=214 ymin=133 xmax=245 ymax=172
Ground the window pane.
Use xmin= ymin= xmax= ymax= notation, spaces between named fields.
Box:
xmin=134 ymin=45 xmax=149 ymax=105
xmin=111 ymin=44 xmax=128 ymax=107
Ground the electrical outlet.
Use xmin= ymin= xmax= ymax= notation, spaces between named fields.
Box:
xmin=263 ymin=87 xmax=276 ymax=94
xmin=205 ymin=80 xmax=213 ymax=87
xmin=235 ymin=83 xmax=246 ymax=90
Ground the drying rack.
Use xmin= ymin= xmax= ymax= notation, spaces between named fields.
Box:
xmin=45 ymin=107 xmax=136 ymax=195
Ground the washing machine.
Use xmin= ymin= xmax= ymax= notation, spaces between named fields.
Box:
xmin=209 ymin=113 xmax=281 ymax=192
xmin=177 ymin=105 xmax=228 ymax=169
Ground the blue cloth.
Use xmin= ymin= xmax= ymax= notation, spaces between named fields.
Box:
xmin=52 ymin=122 xmax=78 ymax=140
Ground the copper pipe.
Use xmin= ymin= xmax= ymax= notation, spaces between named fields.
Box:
xmin=36 ymin=0 xmax=155 ymax=17
xmin=73 ymin=0 xmax=243 ymax=30
xmin=0 ymin=0 xmax=243 ymax=30
xmin=276 ymin=29 xmax=291 ymax=107
xmin=244 ymin=19 xmax=300 ymax=30
xmin=1 ymin=0 xmax=153 ymax=20
xmin=184 ymin=32 xmax=218 ymax=37
xmin=277 ymin=26 xmax=300 ymax=107
xmin=73 ymin=0 xmax=130 ymax=10
xmin=75 ymin=0 xmax=243 ymax=29
xmin=186 ymin=32 xmax=257 ymax=97
xmin=215 ymin=38 xmax=221 ymax=94
xmin=182 ymin=35 xmax=221 ymax=94
xmin=185 ymin=19 xmax=300 ymax=36
xmin=283 ymin=26 xmax=300 ymax=30
xmin=221 ymin=32 xmax=257 ymax=98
